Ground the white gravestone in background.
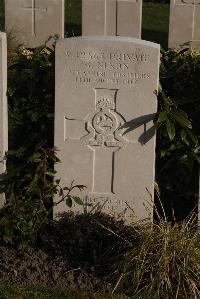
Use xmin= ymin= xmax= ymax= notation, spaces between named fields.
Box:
xmin=169 ymin=0 xmax=200 ymax=50
xmin=82 ymin=0 xmax=142 ymax=38
xmin=0 ymin=33 xmax=7 ymax=208
xmin=5 ymin=0 xmax=64 ymax=48
xmin=54 ymin=36 xmax=160 ymax=222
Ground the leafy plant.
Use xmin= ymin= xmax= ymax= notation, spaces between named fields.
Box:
xmin=8 ymin=42 xmax=56 ymax=150
xmin=155 ymin=48 xmax=200 ymax=220
xmin=155 ymin=84 xmax=193 ymax=141
xmin=0 ymin=147 xmax=85 ymax=244
xmin=0 ymin=41 xmax=57 ymax=244
xmin=0 ymin=40 xmax=87 ymax=245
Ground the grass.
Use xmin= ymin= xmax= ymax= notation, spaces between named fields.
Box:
xmin=65 ymin=0 xmax=82 ymax=37
xmin=0 ymin=285 xmax=131 ymax=299
xmin=142 ymin=3 xmax=169 ymax=49
xmin=0 ymin=0 xmax=170 ymax=48
xmin=112 ymin=216 xmax=200 ymax=298
xmin=0 ymin=0 xmax=4 ymax=31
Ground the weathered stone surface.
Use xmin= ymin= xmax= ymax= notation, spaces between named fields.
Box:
xmin=169 ymin=0 xmax=200 ymax=50
xmin=54 ymin=36 xmax=160 ymax=222
xmin=5 ymin=0 xmax=64 ymax=48
xmin=82 ymin=0 xmax=142 ymax=38
xmin=0 ymin=33 xmax=7 ymax=208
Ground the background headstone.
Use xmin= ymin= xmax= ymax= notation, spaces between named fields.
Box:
xmin=0 ymin=32 xmax=7 ymax=208
xmin=82 ymin=0 xmax=142 ymax=38
xmin=54 ymin=36 xmax=160 ymax=222
xmin=169 ymin=0 xmax=200 ymax=50
xmin=5 ymin=0 xmax=64 ymax=48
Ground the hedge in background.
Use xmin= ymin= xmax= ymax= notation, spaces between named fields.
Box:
xmin=155 ymin=49 xmax=200 ymax=221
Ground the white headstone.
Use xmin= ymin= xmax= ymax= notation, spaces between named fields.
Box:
xmin=82 ymin=0 xmax=142 ymax=38
xmin=5 ymin=0 xmax=64 ymax=48
xmin=0 ymin=33 xmax=7 ymax=208
xmin=169 ymin=0 xmax=200 ymax=50
xmin=54 ymin=36 xmax=160 ymax=222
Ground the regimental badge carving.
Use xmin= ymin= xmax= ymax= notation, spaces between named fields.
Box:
xmin=81 ymin=88 xmax=125 ymax=148
xmin=64 ymin=88 xmax=127 ymax=194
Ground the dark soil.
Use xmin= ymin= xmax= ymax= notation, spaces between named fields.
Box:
xmin=0 ymin=245 xmax=111 ymax=291
xmin=0 ymin=213 xmax=137 ymax=292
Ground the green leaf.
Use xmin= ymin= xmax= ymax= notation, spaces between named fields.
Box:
xmin=46 ymin=113 xmax=54 ymax=119
xmin=180 ymin=129 xmax=187 ymax=141
xmin=166 ymin=118 xmax=175 ymax=140
xmin=31 ymin=112 xmax=39 ymax=122
xmin=157 ymin=111 xmax=168 ymax=123
xmin=66 ymin=196 xmax=72 ymax=208
xmin=29 ymin=153 xmax=42 ymax=162
xmin=46 ymin=171 xmax=55 ymax=177
xmin=28 ymin=221 xmax=33 ymax=228
xmin=179 ymin=154 xmax=188 ymax=164
xmin=73 ymin=196 xmax=83 ymax=205
xmin=186 ymin=129 xmax=198 ymax=144
xmin=170 ymin=109 xmax=192 ymax=129
xmin=159 ymin=83 xmax=168 ymax=103
xmin=194 ymin=155 xmax=200 ymax=164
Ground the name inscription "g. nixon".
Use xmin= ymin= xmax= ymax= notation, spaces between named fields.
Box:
xmin=66 ymin=49 xmax=152 ymax=86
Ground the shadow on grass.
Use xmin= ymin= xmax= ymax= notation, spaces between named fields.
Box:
xmin=64 ymin=25 xmax=168 ymax=47
xmin=142 ymin=28 xmax=168 ymax=49
xmin=65 ymin=22 xmax=81 ymax=37
xmin=0 ymin=0 xmax=4 ymax=31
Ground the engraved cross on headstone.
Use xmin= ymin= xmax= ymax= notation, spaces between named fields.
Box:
xmin=177 ymin=0 xmax=200 ymax=40
xmin=65 ymin=88 xmax=126 ymax=194
xmin=104 ymin=0 xmax=138 ymax=35
xmin=21 ymin=0 xmax=48 ymax=37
